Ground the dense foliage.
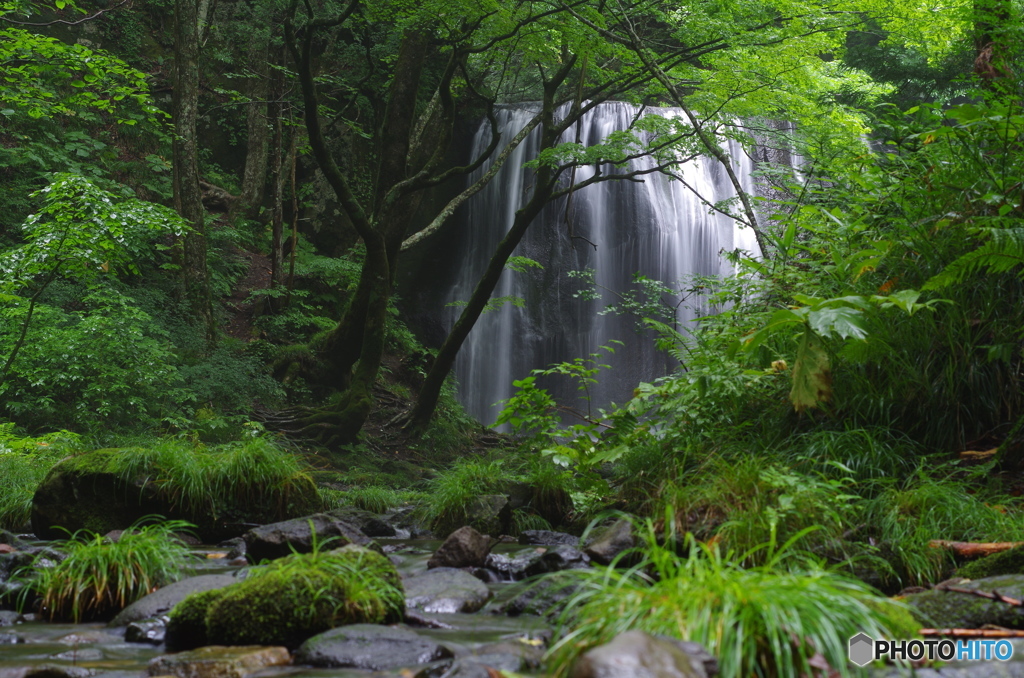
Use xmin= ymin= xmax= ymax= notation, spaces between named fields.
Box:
xmin=1 ymin=0 xmax=1023 ymax=674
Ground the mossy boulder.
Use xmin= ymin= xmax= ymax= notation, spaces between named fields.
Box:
xmin=165 ymin=588 xmax=230 ymax=651
xmin=166 ymin=545 xmax=403 ymax=650
xmin=31 ymin=448 xmax=321 ymax=542
xmin=863 ymin=598 xmax=921 ymax=638
xmin=904 ymin=575 xmax=1024 ymax=629
xmin=31 ymin=449 xmax=167 ymax=540
xmin=958 ymin=546 xmax=1024 ymax=580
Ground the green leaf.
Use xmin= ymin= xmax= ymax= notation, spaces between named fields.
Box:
xmin=807 ymin=306 xmax=868 ymax=341
xmin=789 ymin=331 xmax=831 ymax=413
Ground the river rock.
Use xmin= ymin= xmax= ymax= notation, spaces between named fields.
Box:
xmin=571 ymin=631 xmax=718 ymax=678
xmin=242 ymin=513 xmax=373 ymax=562
xmin=428 ymin=526 xmax=492 ymax=569
xmin=294 ymin=624 xmax=453 ymax=670
xmin=30 ymin=449 xmax=320 ymax=543
xmin=0 ymin=530 xmax=28 ymax=550
xmin=0 ymin=666 xmax=96 ymax=678
xmin=905 ymin=576 xmax=1024 ymax=629
xmin=125 ymin=615 xmax=169 ymax=644
xmin=0 ymin=631 xmax=23 ymax=643
xmin=499 ymin=572 xmax=579 ymax=617
xmin=524 ymin=545 xmax=591 ymax=576
xmin=387 ymin=506 xmax=432 ymax=538
xmin=519 ymin=530 xmax=579 ymax=546
xmin=0 ymin=610 xmax=21 ymax=626
xmin=484 ymin=550 xmax=544 ymax=581
xmin=435 ymin=495 xmax=511 ymax=539
xmin=326 ymin=508 xmax=397 ymax=537
xmin=958 ymin=545 xmax=1024 ymax=580
xmin=148 ymin=645 xmax=290 ymax=678
xmin=583 ymin=518 xmax=636 ymax=566
xmin=404 ymin=567 xmax=492 ymax=613
xmin=442 ymin=654 xmax=527 ymax=678
xmin=109 ymin=574 xmax=239 ymax=627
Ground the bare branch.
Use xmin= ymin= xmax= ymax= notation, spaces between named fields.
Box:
xmin=2 ymin=0 xmax=129 ymax=26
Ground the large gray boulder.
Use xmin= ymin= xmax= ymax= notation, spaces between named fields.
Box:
xmin=295 ymin=624 xmax=453 ymax=670
xmin=404 ymin=567 xmax=492 ymax=614
xmin=571 ymin=631 xmax=718 ymax=678
xmin=435 ymin=495 xmax=512 ymax=539
xmin=519 ymin=530 xmax=579 ymax=546
xmin=242 ymin=513 xmax=374 ymax=562
xmin=325 ymin=507 xmax=397 ymax=538
xmin=485 ymin=545 xmax=590 ymax=581
xmin=108 ymin=573 xmax=239 ymax=627
xmin=584 ymin=518 xmax=636 ymax=566
xmin=428 ymin=526 xmax=492 ymax=569
xmin=148 ymin=645 xmax=291 ymax=678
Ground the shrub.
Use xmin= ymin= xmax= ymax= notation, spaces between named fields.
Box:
xmin=0 ymin=294 xmax=181 ymax=430
xmin=21 ymin=519 xmax=192 ymax=622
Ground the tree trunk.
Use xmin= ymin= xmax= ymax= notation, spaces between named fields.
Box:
xmin=173 ymin=0 xmax=213 ymax=335
xmin=973 ymin=0 xmax=1012 ymax=85
xmin=237 ymin=42 xmax=271 ymax=218
xmin=404 ymin=188 xmax=552 ymax=434
xmin=284 ymin=25 xmax=429 ymax=444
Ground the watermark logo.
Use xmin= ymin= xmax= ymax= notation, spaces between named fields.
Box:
xmin=848 ymin=633 xmax=1014 ymax=666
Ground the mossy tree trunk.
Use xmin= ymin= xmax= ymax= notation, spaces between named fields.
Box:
xmin=173 ymin=0 xmax=214 ymax=336
xmin=284 ymin=10 xmax=436 ymax=444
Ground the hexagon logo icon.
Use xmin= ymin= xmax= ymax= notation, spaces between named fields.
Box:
xmin=849 ymin=632 xmax=875 ymax=667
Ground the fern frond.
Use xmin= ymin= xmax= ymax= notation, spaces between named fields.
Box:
xmin=924 ymin=228 xmax=1024 ymax=290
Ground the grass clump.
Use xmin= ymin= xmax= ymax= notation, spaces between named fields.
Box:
xmin=663 ymin=455 xmax=855 ymax=563
xmin=420 ymin=456 xmax=509 ymax=534
xmin=862 ymin=474 xmax=1024 ymax=587
xmin=170 ymin=544 xmax=404 ymax=649
xmin=549 ymin=521 xmax=906 ymax=678
xmin=0 ymin=425 xmax=81 ymax=530
xmin=318 ymin=485 xmax=415 ymax=514
xmin=22 ymin=519 xmax=193 ymax=622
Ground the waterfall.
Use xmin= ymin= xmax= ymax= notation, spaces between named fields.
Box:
xmin=442 ymin=102 xmax=761 ymax=427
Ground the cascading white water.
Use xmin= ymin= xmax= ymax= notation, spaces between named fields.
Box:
xmin=443 ymin=102 xmax=761 ymax=427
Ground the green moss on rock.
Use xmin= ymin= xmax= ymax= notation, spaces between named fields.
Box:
xmin=864 ymin=598 xmax=922 ymax=638
xmin=31 ymin=443 xmax=323 ymax=542
xmin=958 ymin=546 xmax=1024 ymax=580
xmin=203 ymin=545 xmax=404 ymax=649
xmin=166 ymin=588 xmax=229 ymax=651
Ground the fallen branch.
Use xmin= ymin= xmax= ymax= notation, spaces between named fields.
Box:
xmin=935 ymin=584 xmax=1024 ymax=607
xmin=928 ymin=540 xmax=1024 ymax=558
xmin=921 ymin=628 xmax=1024 ymax=638
xmin=959 ymin=447 xmax=999 ymax=461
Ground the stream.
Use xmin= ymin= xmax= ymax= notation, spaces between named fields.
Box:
xmin=0 ymin=539 xmax=553 ymax=677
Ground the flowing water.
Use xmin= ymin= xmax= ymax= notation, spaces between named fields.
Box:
xmin=440 ymin=103 xmax=761 ymax=427
xmin=0 ymin=540 xmax=550 ymax=677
